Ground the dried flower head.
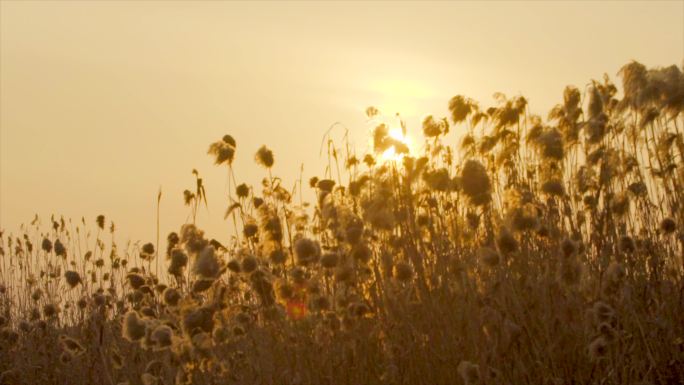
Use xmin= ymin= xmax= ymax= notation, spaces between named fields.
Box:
xmin=54 ymin=239 xmax=67 ymax=257
xmin=64 ymin=271 xmax=81 ymax=288
xmin=150 ymin=325 xmax=174 ymax=350
xmin=241 ymin=255 xmax=258 ymax=273
xmin=163 ymin=287 xmax=181 ymax=307
xmin=180 ymin=224 xmax=208 ymax=255
xmin=41 ymin=238 xmax=53 ymax=253
xmin=393 ymin=262 xmax=413 ymax=282
xmin=276 ymin=280 xmax=295 ymax=301
xmin=294 ymin=238 xmax=321 ymax=265
xmin=122 ymin=311 xmax=147 ymax=342
xmin=541 ymin=179 xmax=565 ymax=196
xmin=43 ymin=303 xmax=59 ymax=318
xmin=660 ymin=217 xmax=676 ymax=234
xmin=460 ymin=160 xmax=491 ymax=206
xmin=126 ymin=273 xmax=146 ymax=290
xmin=496 ymin=228 xmax=518 ymax=255
xmin=255 ymin=145 xmax=274 ymax=168
xmin=168 ymin=248 xmax=188 ymax=277
xmin=182 ymin=306 xmax=215 ymax=337
xmin=193 ymin=246 xmax=222 ymax=279
xmin=226 ymin=259 xmax=241 ymax=273
xmin=192 ymin=279 xmax=214 ymax=293
xmin=208 ymin=138 xmax=236 ymax=166
xmin=351 ymin=242 xmax=372 ymax=264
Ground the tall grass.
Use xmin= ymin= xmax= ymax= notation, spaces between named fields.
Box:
xmin=1 ymin=61 xmax=683 ymax=385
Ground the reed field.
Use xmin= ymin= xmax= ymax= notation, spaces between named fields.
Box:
xmin=1 ymin=61 xmax=683 ymax=385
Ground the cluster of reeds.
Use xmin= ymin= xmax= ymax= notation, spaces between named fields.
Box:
xmin=1 ymin=61 xmax=683 ymax=385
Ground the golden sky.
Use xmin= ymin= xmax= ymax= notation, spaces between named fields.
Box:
xmin=1 ymin=1 xmax=682 ymax=243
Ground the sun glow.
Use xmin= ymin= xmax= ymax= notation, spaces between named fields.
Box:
xmin=380 ymin=126 xmax=412 ymax=162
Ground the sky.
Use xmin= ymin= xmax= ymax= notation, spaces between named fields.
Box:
xmin=1 ymin=0 xmax=683 ymax=245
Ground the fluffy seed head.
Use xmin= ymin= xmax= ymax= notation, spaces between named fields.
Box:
xmin=541 ymin=179 xmax=565 ymax=196
xmin=126 ymin=273 xmax=146 ymax=290
xmin=460 ymin=160 xmax=491 ymax=206
xmin=393 ymin=262 xmax=413 ymax=281
xmin=660 ymin=217 xmax=676 ymax=234
xmin=163 ymin=287 xmax=181 ymax=307
xmin=141 ymin=242 xmax=155 ymax=257
xmin=276 ymin=280 xmax=294 ymax=301
xmin=236 ymin=183 xmax=250 ymax=198
xmin=537 ymin=128 xmax=564 ymax=160
xmin=182 ymin=306 xmax=215 ymax=337
xmin=294 ymin=238 xmax=321 ymax=265
xmin=611 ymin=193 xmax=630 ymax=217
xmin=243 ymin=223 xmax=258 ymax=238
xmin=191 ymin=279 xmax=214 ymax=293
xmin=241 ymin=255 xmax=258 ymax=273
xmin=150 ymin=325 xmax=173 ymax=350
xmin=291 ymin=266 xmax=307 ymax=285
xmin=255 ymin=145 xmax=274 ymax=168
xmin=64 ymin=271 xmax=81 ymax=288
xmin=193 ymin=246 xmax=221 ymax=279
xmin=269 ymin=248 xmax=287 ymax=264
xmin=180 ymin=224 xmax=208 ymax=255
xmin=122 ymin=311 xmax=147 ymax=342
xmin=226 ymin=259 xmax=241 ymax=273
xmin=43 ymin=303 xmax=59 ymax=318
xmin=208 ymin=139 xmax=235 ymax=166
xmin=41 ymin=238 xmax=53 ymax=253
xmin=351 ymin=242 xmax=372 ymax=264
xmin=496 ymin=228 xmax=518 ymax=254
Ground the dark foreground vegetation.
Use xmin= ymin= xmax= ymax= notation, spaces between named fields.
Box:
xmin=1 ymin=61 xmax=684 ymax=385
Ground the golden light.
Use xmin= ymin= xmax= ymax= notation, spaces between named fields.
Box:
xmin=380 ymin=126 xmax=413 ymax=162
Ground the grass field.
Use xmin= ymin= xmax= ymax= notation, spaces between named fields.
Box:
xmin=1 ymin=61 xmax=683 ymax=385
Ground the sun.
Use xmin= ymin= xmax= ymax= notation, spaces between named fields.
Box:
xmin=380 ymin=126 xmax=413 ymax=163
